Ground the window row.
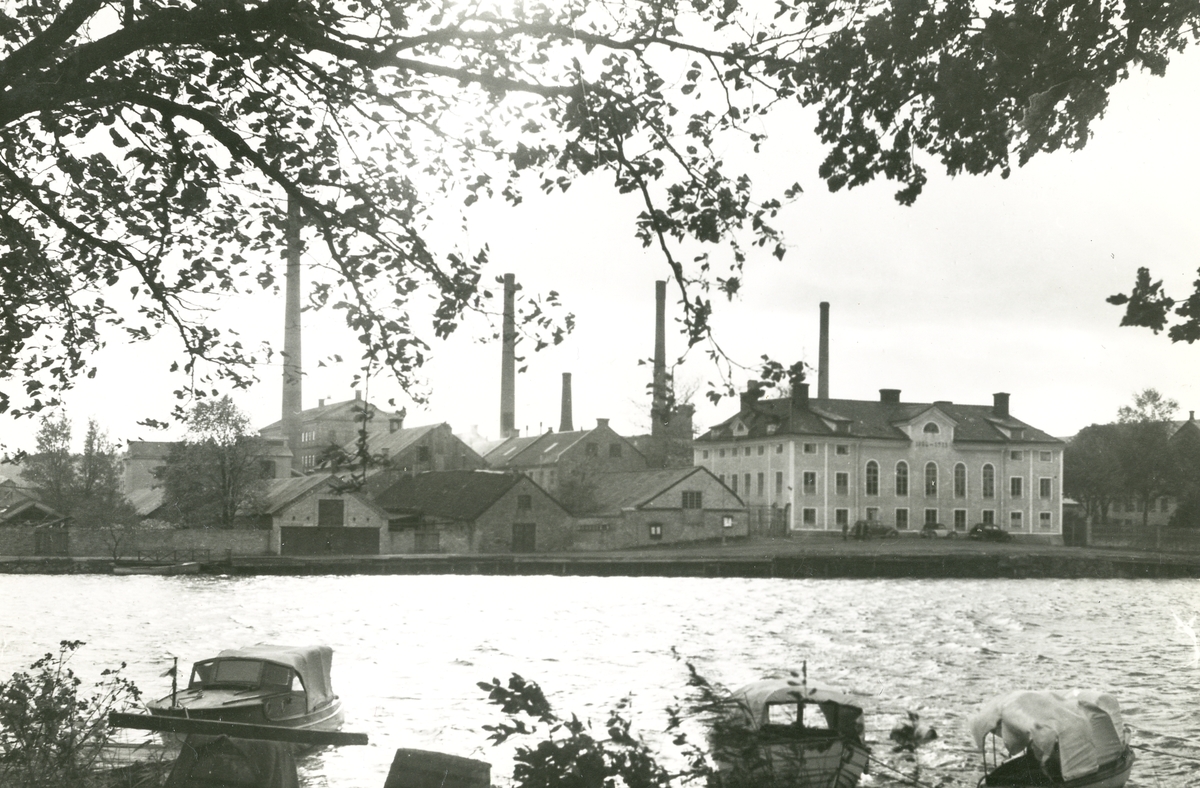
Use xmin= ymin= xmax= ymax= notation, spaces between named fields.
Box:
xmin=801 ymin=507 xmax=1055 ymax=531
xmin=864 ymin=461 xmax=1054 ymax=499
xmin=702 ymin=445 xmax=1056 ymax=462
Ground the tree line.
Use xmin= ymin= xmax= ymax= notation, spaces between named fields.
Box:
xmin=1063 ymin=389 xmax=1200 ymax=528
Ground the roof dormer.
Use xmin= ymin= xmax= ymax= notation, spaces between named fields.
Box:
xmin=897 ymin=406 xmax=957 ymax=445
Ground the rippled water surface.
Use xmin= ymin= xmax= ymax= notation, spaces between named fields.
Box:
xmin=1 ymin=575 xmax=1197 ymax=787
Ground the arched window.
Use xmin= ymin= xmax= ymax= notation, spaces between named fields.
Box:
xmin=954 ymin=463 xmax=967 ymax=498
xmin=925 ymin=462 xmax=938 ymax=497
xmin=923 ymin=422 xmax=940 ymax=434
xmin=895 ymin=461 xmax=909 ymax=496
xmin=865 ymin=461 xmax=879 ymax=496
xmin=982 ymin=464 xmax=995 ymax=499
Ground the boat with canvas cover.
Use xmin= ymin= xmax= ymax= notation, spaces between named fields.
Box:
xmin=146 ymin=644 xmax=344 ymax=745
xmin=710 ymin=676 xmax=870 ymax=788
xmin=970 ymin=690 xmax=1134 ymax=788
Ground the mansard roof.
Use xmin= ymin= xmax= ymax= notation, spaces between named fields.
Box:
xmin=698 ymin=396 xmax=1062 ymax=445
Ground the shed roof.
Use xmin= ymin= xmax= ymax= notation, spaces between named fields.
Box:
xmin=584 ymin=467 xmax=712 ymax=515
xmin=374 ymin=470 xmax=523 ymax=521
xmin=127 ymin=487 xmax=165 ymax=517
xmin=259 ymin=474 xmax=336 ymax=514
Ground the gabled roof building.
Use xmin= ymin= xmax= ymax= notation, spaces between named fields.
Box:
xmin=484 ymin=418 xmax=648 ymax=494
xmin=695 ymin=383 xmax=1064 ymax=540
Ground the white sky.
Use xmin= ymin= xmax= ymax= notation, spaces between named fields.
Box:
xmin=9 ymin=46 xmax=1200 ymax=453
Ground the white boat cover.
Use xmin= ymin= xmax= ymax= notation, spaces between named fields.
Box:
xmin=970 ymin=690 xmax=1127 ymax=782
xmin=731 ymin=679 xmax=862 ymax=730
xmin=215 ymin=644 xmax=337 ymax=712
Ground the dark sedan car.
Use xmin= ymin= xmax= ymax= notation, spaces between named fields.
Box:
xmin=968 ymin=523 xmax=1012 ymax=542
xmin=852 ymin=520 xmax=899 ymax=540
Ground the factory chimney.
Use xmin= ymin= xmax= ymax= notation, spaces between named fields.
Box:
xmin=559 ymin=373 xmax=574 ymax=432
xmin=500 ymin=273 xmax=517 ymax=438
xmin=651 ymin=280 xmax=669 ymax=437
xmin=818 ymin=301 xmax=830 ymax=400
xmin=281 ymin=194 xmax=303 ymax=457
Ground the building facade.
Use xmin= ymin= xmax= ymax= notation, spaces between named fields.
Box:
xmin=484 ymin=419 xmax=648 ymax=495
xmin=695 ymin=385 xmax=1064 ymax=540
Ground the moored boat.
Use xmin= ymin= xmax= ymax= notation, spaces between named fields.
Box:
xmin=970 ymin=690 xmax=1134 ymax=788
xmin=146 ymin=644 xmax=344 ymax=746
xmin=112 ymin=562 xmax=201 ymax=576
xmin=710 ymin=676 xmax=870 ymax=788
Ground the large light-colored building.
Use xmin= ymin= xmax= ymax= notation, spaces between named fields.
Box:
xmin=694 ymin=384 xmax=1064 ymax=540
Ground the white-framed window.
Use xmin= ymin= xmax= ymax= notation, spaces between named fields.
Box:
xmin=1010 ymin=450 xmax=1024 ymax=460
xmin=923 ymin=422 xmax=940 ymax=434
xmin=1011 ymin=477 xmax=1023 ymax=498
xmin=836 ymin=444 xmax=849 ymax=455
xmin=804 ymin=443 xmax=818 ymax=454
xmin=802 ymin=471 xmax=817 ymax=495
xmin=1010 ymin=511 xmax=1023 ymax=529
xmin=865 ymin=461 xmax=879 ymax=496
xmin=835 ymin=509 xmax=849 ymax=526
xmin=744 ymin=473 xmax=752 ymax=494
xmin=835 ymin=472 xmax=849 ymax=495
xmin=1040 ymin=451 xmax=1052 ymax=462
xmin=953 ymin=509 xmax=967 ymax=531
xmin=982 ymin=509 xmax=995 ymax=525
xmin=895 ymin=461 xmax=909 ymax=496
xmin=1039 ymin=477 xmax=1052 ymax=498
xmin=925 ymin=508 xmax=939 ymax=525
xmin=954 ymin=463 xmax=966 ymax=498
xmin=802 ymin=507 xmax=817 ymax=525
xmin=1039 ymin=512 xmax=1053 ymax=530
xmin=682 ymin=491 xmax=703 ymax=509
xmin=982 ymin=464 xmax=995 ymax=499
xmin=895 ymin=508 xmax=909 ymax=530
xmin=702 ymin=450 xmax=710 ymax=459
xmin=730 ymin=475 xmax=738 ymax=494
xmin=925 ymin=462 xmax=938 ymax=497
xmin=649 ymin=523 xmax=663 ymax=541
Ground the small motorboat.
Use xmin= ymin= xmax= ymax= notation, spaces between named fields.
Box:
xmin=709 ymin=676 xmax=870 ymax=788
xmin=146 ymin=644 xmax=344 ymax=746
xmin=113 ymin=562 xmax=201 ymax=576
xmin=970 ymin=690 xmax=1134 ymax=788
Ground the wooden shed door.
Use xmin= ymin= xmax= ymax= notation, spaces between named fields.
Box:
xmin=35 ymin=528 xmax=68 ymax=556
xmin=512 ymin=523 xmax=536 ymax=553
xmin=280 ymin=527 xmax=379 ymax=556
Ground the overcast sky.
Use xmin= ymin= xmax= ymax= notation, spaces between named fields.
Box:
xmin=9 ymin=45 xmax=1200 ymax=454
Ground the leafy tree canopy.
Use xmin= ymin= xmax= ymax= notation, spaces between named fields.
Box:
xmin=3 ymin=0 xmax=1197 ymax=416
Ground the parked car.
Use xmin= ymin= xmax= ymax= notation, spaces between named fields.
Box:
xmin=968 ymin=523 xmax=1012 ymax=542
xmin=852 ymin=520 xmax=899 ymax=540
xmin=920 ymin=523 xmax=954 ymax=539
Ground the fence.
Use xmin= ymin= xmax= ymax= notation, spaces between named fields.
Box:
xmin=0 ymin=525 xmax=273 ymax=559
xmin=1086 ymin=522 xmax=1200 ymax=553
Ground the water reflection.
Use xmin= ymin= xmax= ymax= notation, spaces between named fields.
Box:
xmin=1 ymin=575 xmax=1196 ymax=786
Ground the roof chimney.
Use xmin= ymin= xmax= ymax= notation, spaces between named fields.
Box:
xmin=596 ymin=418 xmax=609 ymax=429
xmin=741 ymin=380 xmax=765 ymax=411
xmin=818 ymin=302 xmax=830 ymax=400
xmin=993 ymin=392 xmax=1010 ymax=418
xmin=559 ymin=372 xmax=574 ymax=432
xmin=318 ymin=398 xmax=325 ymax=408
xmin=651 ymin=280 xmax=670 ymax=437
xmin=280 ymin=194 xmax=304 ymax=457
xmin=389 ymin=416 xmax=403 ymax=433
xmin=354 ymin=389 xmax=361 ymax=401
xmin=879 ymin=389 xmax=901 ymax=403
xmin=1190 ymin=410 xmax=1195 ymax=422
xmin=500 ymin=273 xmax=516 ymax=438
xmin=791 ymin=381 xmax=810 ymax=409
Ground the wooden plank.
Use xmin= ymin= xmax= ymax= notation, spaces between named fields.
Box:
xmin=109 ymin=712 xmax=368 ymax=746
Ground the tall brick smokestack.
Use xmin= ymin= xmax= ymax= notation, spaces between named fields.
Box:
xmin=818 ymin=301 xmax=830 ymax=400
xmin=500 ymin=273 xmax=516 ymax=438
xmin=281 ymin=195 xmax=303 ymax=456
xmin=559 ymin=372 xmax=573 ymax=432
xmin=651 ymin=280 xmax=669 ymax=437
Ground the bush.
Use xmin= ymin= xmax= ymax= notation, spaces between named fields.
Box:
xmin=0 ymin=640 xmax=142 ymax=788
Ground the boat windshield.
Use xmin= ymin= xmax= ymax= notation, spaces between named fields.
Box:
xmin=189 ymin=659 xmax=296 ymax=691
xmin=765 ymin=702 xmax=830 ymax=731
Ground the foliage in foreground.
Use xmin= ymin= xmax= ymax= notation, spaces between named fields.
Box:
xmin=0 ymin=641 xmax=143 ymax=788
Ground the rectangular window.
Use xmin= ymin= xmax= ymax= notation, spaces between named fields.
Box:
xmin=702 ymin=450 xmax=710 ymax=459
xmin=1040 ymin=451 xmax=1052 ymax=462
xmin=1011 ymin=477 xmax=1023 ymax=498
xmin=835 ymin=472 xmax=849 ymax=496
xmin=895 ymin=508 xmax=909 ymax=530
xmin=835 ymin=509 xmax=849 ymax=526
xmin=776 ymin=444 xmax=783 ymax=454
xmin=516 ymin=494 xmax=532 ymax=511
xmin=745 ymin=447 xmax=752 ymax=456
xmin=609 ymin=443 xmax=622 ymax=458
xmin=1010 ymin=511 xmax=1023 ymax=529
xmin=1010 ymin=451 xmax=1024 ymax=460
xmin=1039 ymin=478 xmax=1052 ymax=498
xmin=954 ymin=509 xmax=967 ymax=531
xmin=1039 ymin=512 xmax=1053 ymax=530
xmin=775 ymin=471 xmax=783 ymax=497
xmin=954 ymin=465 xmax=966 ymax=498
xmin=417 ymin=445 xmax=431 ymax=461
xmin=649 ymin=523 xmax=663 ymax=541
xmin=730 ymin=475 xmax=738 ymax=494
xmin=982 ymin=510 xmax=995 ymax=525
xmin=756 ymin=472 xmax=764 ymax=496
xmin=744 ymin=473 xmax=752 ymax=494
xmin=803 ymin=443 xmax=818 ymax=454
xmin=757 ymin=445 xmax=765 ymax=455
xmin=718 ymin=474 xmax=726 ymax=485
xmin=866 ymin=507 xmax=879 ymax=522
xmin=317 ymin=499 xmax=345 ymax=527
xmin=836 ymin=444 xmax=849 ymax=455
xmin=802 ymin=508 xmax=817 ymax=525
xmin=803 ymin=471 xmax=817 ymax=495
xmin=925 ymin=508 xmax=939 ymax=525
xmin=719 ymin=449 xmax=726 ymax=458
xmin=682 ymin=491 xmax=703 ymax=509
xmin=585 ymin=442 xmax=598 ymax=456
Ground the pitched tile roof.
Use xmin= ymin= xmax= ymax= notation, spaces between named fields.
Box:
xmin=258 ymin=397 xmax=401 ymax=436
xmin=483 ymin=434 xmax=546 ymax=467
xmin=698 ymin=396 xmax=1061 ymax=445
xmin=259 ymin=474 xmax=336 ymax=514
xmin=584 ymin=467 xmax=710 ymax=515
xmin=345 ymin=423 xmax=439 ymax=456
xmin=373 ymin=470 xmax=523 ymax=520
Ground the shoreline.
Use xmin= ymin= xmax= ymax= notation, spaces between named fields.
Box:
xmin=3 ymin=538 xmax=1198 ymax=579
